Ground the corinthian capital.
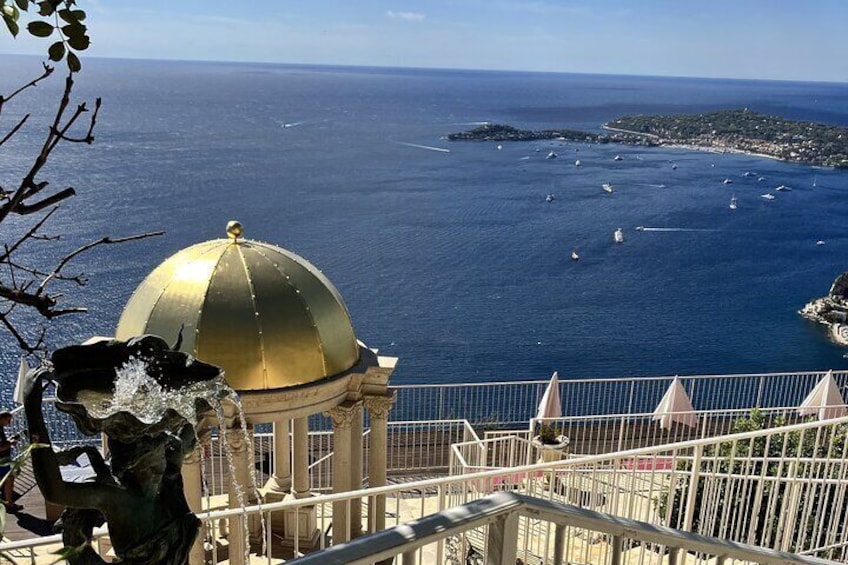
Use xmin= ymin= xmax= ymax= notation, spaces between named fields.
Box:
xmin=324 ymin=401 xmax=362 ymax=429
xmin=364 ymin=392 xmax=396 ymax=420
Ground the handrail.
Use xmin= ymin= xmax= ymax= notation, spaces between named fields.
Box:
xmin=287 ymin=492 xmax=839 ymax=565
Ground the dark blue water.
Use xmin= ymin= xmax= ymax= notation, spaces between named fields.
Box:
xmin=2 ymin=56 xmax=848 ymax=395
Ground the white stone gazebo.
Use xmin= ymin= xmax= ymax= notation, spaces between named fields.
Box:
xmin=114 ymin=221 xmax=397 ymax=559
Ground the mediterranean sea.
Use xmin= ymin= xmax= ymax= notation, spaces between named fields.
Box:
xmin=2 ymin=56 xmax=848 ymax=396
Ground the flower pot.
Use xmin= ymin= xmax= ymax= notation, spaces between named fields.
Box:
xmin=532 ymin=434 xmax=570 ymax=463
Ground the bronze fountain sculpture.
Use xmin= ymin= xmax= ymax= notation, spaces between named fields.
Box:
xmin=23 ymin=335 xmax=227 ymax=565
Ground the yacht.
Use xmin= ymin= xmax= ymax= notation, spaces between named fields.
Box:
xmin=571 ymin=249 xmax=580 ymax=261
xmin=671 ymin=163 xmax=678 ymax=170
xmin=775 ymin=185 xmax=792 ymax=192
xmin=816 ymin=240 xmax=826 ymax=246
xmin=729 ymin=195 xmax=738 ymax=210
xmin=546 ymin=194 xmax=555 ymax=203
xmin=546 ymin=151 xmax=558 ymax=160
xmin=744 ymin=171 xmax=757 ymax=178
xmin=614 ymin=228 xmax=624 ymax=243
xmin=613 ymin=155 xmax=623 ymax=161
xmin=761 ymin=193 xmax=775 ymax=200
xmin=757 ymin=176 xmax=766 ymax=182
xmin=722 ymin=178 xmax=733 ymax=185
xmin=602 ymin=183 xmax=614 ymax=193
xmin=635 ymin=226 xmax=645 ymax=231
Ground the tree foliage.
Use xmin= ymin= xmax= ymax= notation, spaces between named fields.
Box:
xmin=658 ymin=410 xmax=848 ymax=558
xmin=1 ymin=0 xmax=161 ymax=354
xmin=1 ymin=0 xmax=89 ymax=71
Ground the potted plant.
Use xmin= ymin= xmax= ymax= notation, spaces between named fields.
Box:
xmin=532 ymin=423 xmax=570 ymax=463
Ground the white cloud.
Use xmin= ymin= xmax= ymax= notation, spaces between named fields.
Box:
xmin=386 ymin=11 xmax=426 ymax=22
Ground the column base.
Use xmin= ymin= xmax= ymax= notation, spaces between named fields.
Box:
xmin=279 ymin=493 xmax=321 ymax=550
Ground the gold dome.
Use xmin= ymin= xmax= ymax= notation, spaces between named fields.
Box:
xmin=116 ymin=227 xmax=359 ymax=391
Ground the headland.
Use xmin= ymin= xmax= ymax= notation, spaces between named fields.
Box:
xmin=448 ymin=109 xmax=848 ymax=168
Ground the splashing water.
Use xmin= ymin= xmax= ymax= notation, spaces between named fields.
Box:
xmin=75 ymin=356 xmax=231 ymax=425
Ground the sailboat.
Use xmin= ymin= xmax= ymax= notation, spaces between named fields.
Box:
xmin=729 ymin=195 xmax=737 ymax=210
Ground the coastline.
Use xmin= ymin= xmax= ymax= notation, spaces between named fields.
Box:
xmin=602 ymin=125 xmax=809 ymax=165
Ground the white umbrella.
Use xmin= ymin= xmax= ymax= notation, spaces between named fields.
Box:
xmin=13 ymin=356 xmax=28 ymax=405
xmin=798 ymin=370 xmax=847 ymax=420
xmin=536 ymin=371 xmax=562 ymax=421
xmin=652 ymin=376 xmax=697 ymax=430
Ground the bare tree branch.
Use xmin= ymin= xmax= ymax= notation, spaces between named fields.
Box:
xmin=37 ymin=230 xmax=165 ymax=296
xmin=0 ymin=63 xmax=53 ymax=112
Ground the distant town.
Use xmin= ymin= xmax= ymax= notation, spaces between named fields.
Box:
xmin=448 ymin=109 xmax=848 ymax=168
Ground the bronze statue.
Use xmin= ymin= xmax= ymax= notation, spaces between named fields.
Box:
xmin=23 ymin=335 xmax=225 ymax=565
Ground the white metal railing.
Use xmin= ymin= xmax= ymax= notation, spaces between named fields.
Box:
xmin=16 ymin=370 xmax=846 ymax=448
xmin=288 ymin=492 xmax=840 ymax=565
xmin=6 ymin=414 xmax=848 ymax=563
xmin=391 ymin=370 xmax=848 ymax=426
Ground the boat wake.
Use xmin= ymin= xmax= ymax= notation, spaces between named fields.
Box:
xmin=640 ymin=183 xmax=667 ymax=188
xmin=637 ymin=227 xmax=715 ymax=232
xmin=281 ymin=121 xmax=305 ymax=128
xmin=394 ymin=141 xmax=451 ymax=153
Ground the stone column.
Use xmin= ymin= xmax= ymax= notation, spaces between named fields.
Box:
xmin=282 ymin=416 xmax=320 ymax=548
xmin=325 ymin=401 xmax=362 ymax=544
xmin=182 ymin=445 xmax=205 ymax=565
xmin=364 ymin=393 xmax=396 ymax=533
xmin=225 ymin=425 xmax=249 ymax=564
xmin=270 ymin=419 xmax=292 ymax=492
xmin=263 ymin=418 xmax=292 ymax=536
xmin=349 ymin=406 xmax=364 ymax=538
xmin=292 ymin=417 xmax=310 ymax=498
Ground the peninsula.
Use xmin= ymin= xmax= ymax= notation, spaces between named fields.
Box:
xmin=448 ymin=109 xmax=848 ymax=168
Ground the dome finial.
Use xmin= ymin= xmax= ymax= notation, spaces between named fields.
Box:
xmin=226 ymin=220 xmax=244 ymax=242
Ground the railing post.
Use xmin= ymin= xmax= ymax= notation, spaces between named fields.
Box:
xmin=487 ymin=511 xmax=519 ymax=565
xmin=553 ymin=524 xmax=565 ymax=565
xmin=611 ymin=535 xmax=623 ymax=565
xmin=682 ymin=445 xmax=703 ymax=532
xmin=401 ymin=548 xmax=417 ymax=565
xmin=668 ymin=547 xmax=678 ymax=565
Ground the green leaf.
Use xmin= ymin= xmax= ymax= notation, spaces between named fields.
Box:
xmin=26 ymin=19 xmax=53 ymax=36
xmin=65 ymin=30 xmax=87 ymax=50
xmin=57 ymin=7 xmax=71 ymax=22
xmin=47 ymin=39 xmax=64 ymax=61
xmin=70 ymin=8 xmax=83 ymax=20
xmin=14 ymin=0 xmax=28 ymax=10
xmin=2 ymin=15 xmax=19 ymax=37
xmin=66 ymin=50 xmax=80 ymax=72
xmin=36 ymin=0 xmax=53 ymax=16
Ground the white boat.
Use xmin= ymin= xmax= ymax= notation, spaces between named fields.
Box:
xmin=571 ymin=249 xmax=580 ymax=261
xmin=613 ymin=155 xmax=623 ymax=161
xmin=545 ymin=194 xmax=555 ymax=202
xmin=729 ymin=195 xmax=737 ymax=210
xmin=602 ymin=183 xmax=614 ymax=193
xmin=575 ymin=159 xmax=581 ymax=167
xmin=614 ymin=228 xmax=624 ymax=243
xmin=546 ymin=151 xmax=558 ymax=160
xmin=635 ymin=226 xmax=644 ymax=231
xmin=816 ymin=240 xmax=826 ymax=246
xmin=744 ymin=171 xmax=757 ymax=177
xmin=671 ymin=163 xmax=678 ymax=170
xmin=722 ymin=178 xmax=733 ymax=185
xmin=775 ymin=185 xmax=792 ymax=192
xmin=761 ymin=193 xmax=775 ymax=200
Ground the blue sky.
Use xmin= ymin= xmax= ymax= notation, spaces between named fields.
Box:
xmin=5 ymin=0 xmax=846 ymax=82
